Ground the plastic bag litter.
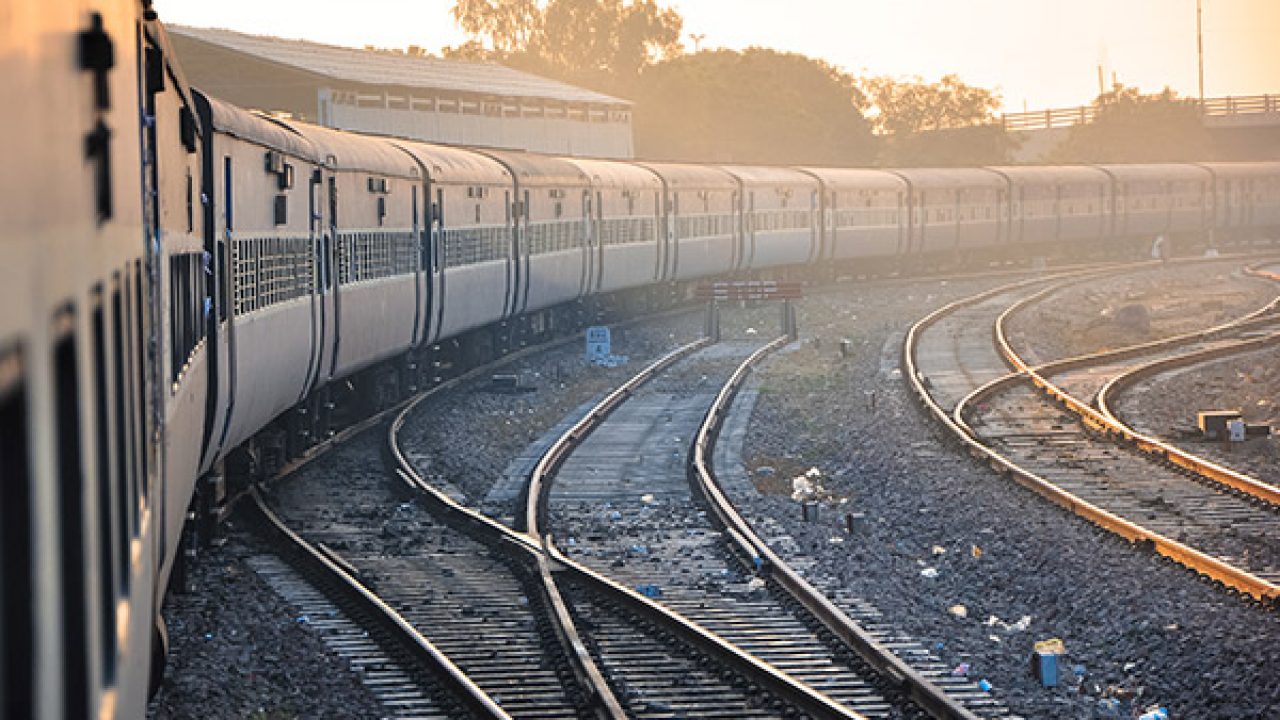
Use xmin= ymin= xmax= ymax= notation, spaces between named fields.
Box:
xmin=948 ymin=604 xmax=968 ymax=619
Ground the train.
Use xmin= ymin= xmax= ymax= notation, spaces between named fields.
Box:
xmin=3 ymin=1 xmax=1280 ymax=718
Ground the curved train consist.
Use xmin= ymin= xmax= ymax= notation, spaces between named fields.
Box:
xmin=3 ymin=1 xmax=1280 ymax=718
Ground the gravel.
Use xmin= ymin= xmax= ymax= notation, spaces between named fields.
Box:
xmin=1005 ymin=262 xmax=1277 ymax=365
xmin=739 ymin=271 xmax=1280 ymax=719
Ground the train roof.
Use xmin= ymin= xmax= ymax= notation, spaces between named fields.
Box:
xmin=475 ymin=148 xmax=589 ymax=187
xmin=1092 ymin=163 xmax=1212 ymax=183
xmin=719 ymin=165 xmax=819 ymax=186
xmin=797 ymin=167 xmax=908 ymax=191
xmin=985 ymin=165 xmax=1111 ymax=184
xmin=889 ymin=168 xmax=1006 ymax=189
xmin=200 ymin=94 xmax=319 ymax=161
xmin=561 ymin=157 xmax=662 ymax=190
xmin=630 ymin=162 xmax=739 ymax=190
xmin=391 ymin=141 xmax=512 ymax=185
xmin=275 ymin=120 xmax=421 ymax=178
xmin=1195 ymin=162 xmax=1280 ymax=179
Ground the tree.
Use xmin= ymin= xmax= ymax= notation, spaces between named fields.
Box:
xmin=630 ymin=48 xmax=875 ymax=165
xmin=1050 ymin=85 xmax=1215 ymax=162
xmin=859 ymin=74 xmax=1011 ymax=166
xmin=446 ymin=0 xmax=682 ymax=87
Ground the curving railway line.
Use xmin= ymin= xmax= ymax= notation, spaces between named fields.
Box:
xmin=906 ymin=257 xmax=1280 ymax=604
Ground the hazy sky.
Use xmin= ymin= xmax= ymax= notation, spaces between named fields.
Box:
xmin=161 ymin=0 xmax=1278 ymax=113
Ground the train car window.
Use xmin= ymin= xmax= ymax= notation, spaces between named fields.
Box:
xmin=0 ymin=342 xmax=32 ymax=716
xmin=132 ymin=260 xmax=151 ymax=502
xmin=274 ymin=195 xmax=288 ymax=226
xmin=52 ymin=307 xmax=90 ymax=718
xmin=90 ymin=288 xmax=117 ymax=683
xmin=377 ymin=197 xmax=387 ymax=226
xmin=110 ymin=279 xmax=131 ymax=586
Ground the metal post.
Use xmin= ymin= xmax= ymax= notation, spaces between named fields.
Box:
xmin=1197 ymin=0 xmax=1205 ymax=109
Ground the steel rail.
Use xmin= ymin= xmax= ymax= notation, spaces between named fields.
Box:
xmin=990 ymin=266 xmax=1280 ymax=506
xmin=688 ymin=337 xmax=983 ymax=720
xmin=905 ymin=275 xmax=1280 ymax=603
xmin=521 ymin=336 xmax=879 ymax=720
xmin=246 ymin=487 xmax=513 ymax=720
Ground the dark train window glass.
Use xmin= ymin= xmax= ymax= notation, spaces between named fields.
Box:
xmin=274 ymin=194 xmax=287 ymax=226
xmin=0 ymin=343 xmax=32 ymax=717
xmin=52 ymin=308 xmax=90 ymax=718
xmin=90 ymin=289 xmax=118 ymax=683
xmin=110 ymin=279 xmax=130 ymax=591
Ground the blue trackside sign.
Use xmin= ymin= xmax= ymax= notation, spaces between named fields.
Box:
xmin=586 ymin=326 xmax=611 ymax=361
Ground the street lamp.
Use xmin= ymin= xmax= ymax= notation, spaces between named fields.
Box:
xmin=689 ymin=33 xmax=706 ymax=53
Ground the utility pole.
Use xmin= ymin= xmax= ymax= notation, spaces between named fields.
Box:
xmin=1196 ymin=0 xmax=1206 ymax=109
xmin=689 ymin=33 xmax=706 ymax=53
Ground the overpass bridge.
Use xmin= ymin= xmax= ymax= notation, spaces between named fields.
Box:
xmin=1002 ymin=93 xmax=1280 ymax=162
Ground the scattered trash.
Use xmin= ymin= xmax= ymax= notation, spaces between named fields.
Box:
xmin=948 ymin=604 xmax=968 ymax=619
xmin=640 ymin=493 xmax=656 ymax=505
xmin=296 ymin=615 xmax=309 ymax=625
xmin=1123 ymin=661 xmax=1137 ymax=673
xmin=934 ymin=641 xmax=946 ymax=652
xmin=566 ymin=537 xmax=577 ymax=546
xmin=931 ymin=545 xmax=947 ymax=556
xmin=1138 ymin=707 xmax=1168 ymax=720
xmin=746 ymin=577 xmax=766 ymax=591
xmin=828 ymin=536 xmax=845 ymax=544
xmin=971 ymin=544 xmax=983 ymax=559
xmin=988 ymin=635 xmax=1002 ymax=644
xmin=977 ymin=679 xmax=993 ymax=693
xmin=1031 ymin=638 xmax=1066 ymax=687
xmin=920 ymin=567 xmax=940 ymax=579
xmin=1072 ymin=664 xmax=1087 ymax=677
xmin=607 ymin=510 xmax=622 ymax=521
xmin=951 ymin=663 xmax=970 ymax=676
xmin=984 ymin=615 xmax=1002 ymax=627
xmin=635 ymin=584 xmax=663 ymax=598
xmin=754 ymin=466 xmax=776 ymax=477
xmin=629 ymin=544 xmax=649 ymax=556
xmin=204 ymin=633 xmax=214 ymax=641
xmin=1009 ymin=615 xmax=1032 ymax=633
xmin=745 ymin=327 xmax=758 ymax=335
xmin=752 ymin=555 xmax=764 ymax=572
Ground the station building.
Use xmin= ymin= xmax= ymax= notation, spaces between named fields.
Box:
xmin=169 ymin=26 xmax=635 ymax=159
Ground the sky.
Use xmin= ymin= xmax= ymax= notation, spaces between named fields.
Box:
xmin=161 ymin=0 xmax=1279 ymax=113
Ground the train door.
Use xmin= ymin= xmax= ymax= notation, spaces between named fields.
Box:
xmin=579 ymin=189 xmax=594 ymax=296
xmin=653 ymin=190 xmax=665 ymax=281
xmin=430 ymin=187 xmax=447 ymax=337
xmin=596 ymin=191 xmax=607 ymax=291
xmin=301 ymin=167 xmax=326 ymax=395
xmin=518 ymin=189 xmax=532 ymax=314
xmin=321 ymin=175 xmax=340 ymax=382
xmin=745 ymin=191 xmax=756 ymax=269
xmin=207 ymin=155 xmax=236 ymax=460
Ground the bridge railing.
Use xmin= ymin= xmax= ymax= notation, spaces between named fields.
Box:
xmin=1001 ymin=93 xmax=1279 ymax=131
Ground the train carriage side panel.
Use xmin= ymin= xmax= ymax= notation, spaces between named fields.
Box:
xmin=1196 ymin=162 xmax=1280 ymax=236
xmin=200 ymin=100 xmax=321 ymax=460
xmin=564 ymin=157 xmax=664 ymax=293
xmin=986 ymin=166 xmax=1110 ymax=246
xmin=796 ymin=168 xmax=907 ymax=260
xmin=719 ymin=165 xmax=819 ymax=270
xmin=1094 ymin=164 xmax=1212 ymax=238
xmin=478 ymin=150 xmax=591 ymax=314
xmin=634 ymin=162 xmax=740 ymax=281
xmin=279 ymin=122 xmax=421 ymax=380
xmin=393 ymin=141 xmax=516 ymax=343
xmin=891 ymin=169 xmax=1006 ymax=256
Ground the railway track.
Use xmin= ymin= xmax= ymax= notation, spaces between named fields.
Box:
xmin=529 ymin=336 xmax=995 ymax=718
xmin=906 ymin=259 xmax=1280 ymax=604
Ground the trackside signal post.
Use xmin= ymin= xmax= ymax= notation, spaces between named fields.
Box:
xmin=694 ymin=280 xmax=803 ymax=342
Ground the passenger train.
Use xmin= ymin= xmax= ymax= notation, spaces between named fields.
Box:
xmin=3 ymin=1 xmax=1280 ymax=718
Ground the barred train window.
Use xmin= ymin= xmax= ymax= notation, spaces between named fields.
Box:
xmin=230 ymin=237 xmax=316 ymax=315
xmin=335 ymin=231 xmax=417 ymax=284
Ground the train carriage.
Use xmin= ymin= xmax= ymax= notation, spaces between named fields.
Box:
xmin=892 ymin=169 xmax=1008 ymax=257
xmin=563 ymin=157 xmax=664 ymax=293
xmin=277 ymin=121 xmax=423 ymax=381
xmin=985 ymin=166 xmax=1110 ymax=246
xmin=634 ymin=162 xmax=740 ymax=281
xmin=479 ymin=150 xmax=592 ymax=315
xmin=193 ymin=94 xmax=323 ymax=470
xmin=1197 ymin=162 xmax=1280 ymax=236
xmin=799 ymin=168 xmax=908 ymax=261
xmin=392 ymin=140 xmax=517 ymax=343
xmin=720 ymin=165 xmax=820 ymax=270
xmin=1096 ymin=163 xmax=1212 ymax=239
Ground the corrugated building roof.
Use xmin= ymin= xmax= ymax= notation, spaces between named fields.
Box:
xmin=169 ymin=25 xmax=629 ymax=107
